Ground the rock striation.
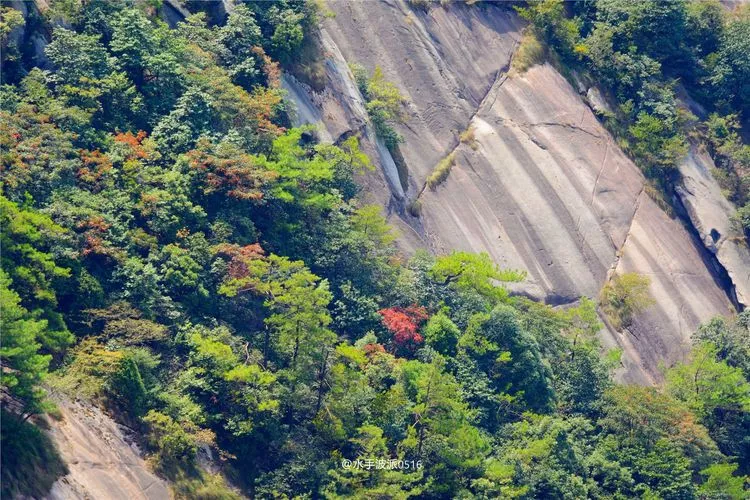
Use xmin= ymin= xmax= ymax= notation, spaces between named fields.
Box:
xmin=45 ymin=398 xmax=169 ymax=500
xmin=675 ymin=145 xmax=750 ymax=309
xmin=284 ymin=0 xmax=740 ymax=383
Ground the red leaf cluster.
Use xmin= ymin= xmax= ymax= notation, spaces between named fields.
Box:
xmin=78 ymin=149 xmax=113 ymax=191
xmin=214 ymin=243 xmax=265 ymax=279
xmin=378 ymin=305 xmax=428 ymax=350
xmin=252 ymin=46 xmax=281 ymax=89
xmin=76 ymin=216 xmax=117 ymax=258
xmin=187 ymin=147 xmax=276 ymax=201
xmin=363 ymin=343 xmax=386 ymax=356
xmin=114 ymin=131 xmax=149 ymax=160
xmin=76 ymin=216 xmax=111 ymax=233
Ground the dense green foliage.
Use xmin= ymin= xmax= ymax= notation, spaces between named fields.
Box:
xmin=351 ymin=64 xmax=406 ymax=152
xmin=1 ymin=1 xmax=748 ymax=498
xmin=1 ymin=270 xmax=56 ymax=418
xmin=682 ymin=312 xmax=750 ymax=472
xmin=518 ymin=0 xmax=750 ymax=236
xmin=704 ymin=113 xmax=750 ymax=235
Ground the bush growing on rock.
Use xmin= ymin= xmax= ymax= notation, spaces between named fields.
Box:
xmin=732 ymin=204 xmax=750 ymax=236
xmin=512 ymin=30 xmax=545 ymax=73
xmin=143 ymin=410 xmax=198 ymax=474
xmin=459 ymin=125 xmax=478 ymax=149
xmin=407 ymin=198 xmax=423 ymax=217
xmin=599 ymin=272 xmax=655 ymax=329
xmin=426 ymin=152 xmax=456 ymax=190
xmin=351 ymin=63 xmax=406 ymax=151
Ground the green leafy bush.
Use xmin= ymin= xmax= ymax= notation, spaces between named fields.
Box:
xmin=705 ymin=113 xmax=750 ymax=217
xmin=107 ymin=356 xmax=148 ymax=418
xmin=143 ymin=410 xmax=198 ymax=474
xmin=627 ymin=112 xmax=688 ymax=175
xmin=351 ymin=64 xmax=406 ymax=151
xmin=600 ymin=272 xmax=655 ymax=329
xmin=732 ymin=203 xmax=750 ymax=235
xmin=407 ymin=198 xmax=423 ymax=217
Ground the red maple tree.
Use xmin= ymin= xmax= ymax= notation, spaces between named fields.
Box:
xmin=187 ymin=140 xmax=277 ymax=201
xmin=363 ymin=343 xmax=386 ymax=357
xmin=378 ymin=305 xmax=428 ymax=353
xmin=113 ymin=131 xmax=149 ymax=160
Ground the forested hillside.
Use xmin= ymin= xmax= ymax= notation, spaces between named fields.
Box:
xmin=1 ymin=1 xmax=749 ymax=499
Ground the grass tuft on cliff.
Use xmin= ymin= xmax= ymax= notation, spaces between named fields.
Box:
xmin=427 ymin=152 xmax=456 ymax=190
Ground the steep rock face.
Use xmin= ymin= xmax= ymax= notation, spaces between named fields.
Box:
xmin=676 ymin=146 xmax=750 ymax=308
xmin=420 ymin=64 xmax=733 ymax=383
xmin=323 ymin=0 xmax=523 ymax=192
xmin=6 ymin=0 xmax=52 ymax=70
xmin=421 ymin=66 xmax=639 ymax=303
xmin=45 ymin=398 xmax=169 ymax=500
xmin=612 ymin=193 xmax=735 ymax=383
xmin=285 ymin=0 xmax=736 ymax=383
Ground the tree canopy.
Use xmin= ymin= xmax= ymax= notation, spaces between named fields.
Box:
xmin=1 ymin=0 xmax=748 ymax=498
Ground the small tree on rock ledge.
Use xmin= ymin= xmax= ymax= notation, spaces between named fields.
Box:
xmin=599 ymin=272 xmax=655 ymax=330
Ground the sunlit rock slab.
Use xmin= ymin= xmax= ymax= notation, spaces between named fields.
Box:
xmin=45 ymin=398 xmax=169 ymax=500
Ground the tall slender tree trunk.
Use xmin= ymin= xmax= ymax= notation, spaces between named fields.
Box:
xmin=291 ymin=321 xmax=301 ymax=368
xmin=314 ymin=346 xmax=331 ymax=417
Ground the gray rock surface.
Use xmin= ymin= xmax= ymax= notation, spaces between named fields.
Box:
xmin=676 ymin=145 xmax=750 ymax=308
xmin=8 ymin=0 xmax=52 ymax=70
xmin=612 ymin=193 xmax=735 ymax=383
xmin=324 ymin=0 xmax=523 ymax=193
xmin=45 ymin=398 xmax=169 ymax=500
xmin=421 ymin=63 xmax=733 ymax=383
xmin=283 ymin=0 xmax=737 ymax=383
xmin=585 ymin=87 xmax=613 ymax=116
xmin=160 ymin=0 xmax=191 ymax=27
